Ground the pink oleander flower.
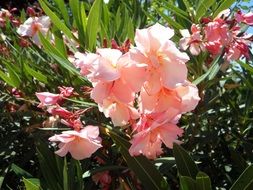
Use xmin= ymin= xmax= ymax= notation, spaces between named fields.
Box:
xmin=140 ymin=82 xmax=200 ymax=114
xmin=179 ymin=24 xmax=205 ymax=55
xmin=92 ymin=171 xmax=112 ymax=190
xmin=204 ymin=18 xmax=233 ymax=55
xmin=49 ymin=126 xmax=102 ymax=160
xmin=235 ymin=11 xmax=253 ymax=26
xmin=129 ymin=108 xmax=183 ymax=159
xmin=87 ymin=49 xmax=146 ymax=126
xmin=130 ymin=23 xmax=189 ymax=93
xmin=17 ymin=16 xmax=51 ymax=45
xmin=36 ymin=92 xmax=61 ymax=108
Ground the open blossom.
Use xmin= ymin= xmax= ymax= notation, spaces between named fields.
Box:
xmin=179 ymin=24 xmax=205 ymax=55
xmin=49 ymin=126 xmax=102 ymax=160
xmin=129 ymin=108 xmax=183 ymax=159
xmin=86 ymin=49 xmax=145 ymax=126
xmin=17 ymin=16 xmax=51 ymax=45
xmin=130 ymin=23 xmax=189 ymax=93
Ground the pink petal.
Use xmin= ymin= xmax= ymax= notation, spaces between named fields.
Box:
xmin=143 ymin=70 xmax=162 ymax=95
xmin=147 ymin=23 xmax=174 ymax=52
xmin=80 ymin=125 xmax=100 ymax=139
xmin=93 ymin=57 xmax=120 ymax=82
xmin=135 ymin=28 xmax=150 ymax=53
xmin=159 ymin=124 xmax=183 ymax=148
xmin=91 ymin=82 xmax=112 ymax=104
xmin=175 ymin=82 xmax=200 ymax=113
xmin=68 ymin=138 xmax=101 ymax=160
xmin=111 ymin=79 xmax=135 ymax=103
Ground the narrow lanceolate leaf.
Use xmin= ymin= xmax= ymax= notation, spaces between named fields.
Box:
xmin=173 ymin=143 xmax=199 ymax=179
xmin=11 ymin=164 xmax=33 ymax=179
xmin=23 ymin=178 xmax=40 ymax=190
xmin=196 ymin=172 xmax=212 ymax=190
xmin=0 ymin=70 xmax=19 ymax=87
xmin=180 ymin=176 xmax=196 ymax=190
xmin=230 ymin=165 xmax=253 ymax=190
xmin=86 ymin=0 xmax=102 ymax=50
xmin=213 ymin=0 xmax=236 ymax=18
xmin=196 ymin=0 xmax=215 ymax=21
xmin=63 ymin=158 xmax=69 ymax=190
xmin=108 ymin=130 xmax=169 ymax=190
xmin=237 ymin=60 xmax=253 ymax=74
xmin=158 ymin=0 xmax=191 ymax=22
xmin=155 ymin=8 xmax=184 ymax=30
xmin=193 ymin=55 xmax=222 ymax=85
xmin=24 ymin=63 xmax=48 ymax=84
xmin=52 ymin=0 xmax=70 ymax=26
xmin=39 ymin=0 xmax=73 ymax=39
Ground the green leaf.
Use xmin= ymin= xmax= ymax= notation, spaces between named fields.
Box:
xmin=180 ymin=176 xmax=196 ymax=190
xmin=181 ymin=0 xmax=194 ymax=16
xmin=230 ymin=149 xmax=248 ymax=173
xmin=230 ymin=165 xmax=253 ymax=190
xmin=86 ymin=0 xmax=102 ymax=50
xmin=155 ymin=9 xmax=184 ymax=30
xmin=173 ymin=143 xmax=199 ymax=179
xmin=63 ymin=158 xmax=69 ymax=190
xmin=196 ymin=0 xmax=215 ymax=21
xmin=158 ymin=0 xmax=191 ymax=22
xmin=52 ymin=0 xmax=70 ymax=26
xmin=196 ymin=172 xmax=212 ymax=190
xmin=69 ymin=0 xmax=86 ymax=48
xmin=0 ymin=177 xmax=4 ymax=189
xmin=213 ymin=0 xmax=236 ymax=18
xmin=11 ymin=164 xmax=33 ymax=178
xmin=237 ymin=60 xmax=253 ymax=74
xmin=0 ymin=70 xmax=18 ymax=87
xmin=23 ymin=178 xmax=40 ymax=190
xmin=39 ymin=0 xmax=74 ymax=39
xmin=108 ymin=129 xmax=169 ymax=190
xmin=5 ymin=64 xmax=21 ymax=87
xmin=36 ymin=140 xmax=62 ymax=190
xmin=52 ymin=27 xmax=67 ymax=58
xmin=24 ymin=63 xmax=48 ymax=84
xmin=193 ymin=55 xmax=222 ymax=85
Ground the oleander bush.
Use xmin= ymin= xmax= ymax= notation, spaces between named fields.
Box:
xmin=0 ymin=0 xmax=253 ymax=189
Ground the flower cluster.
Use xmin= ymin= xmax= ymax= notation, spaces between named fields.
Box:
xmin=35 ymin=87 xmax=102 ymax=160
xmin=73 ymin=23 xmax=200 ymax=159
xmin=179 ymin=10 xmax=253 ymax=62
